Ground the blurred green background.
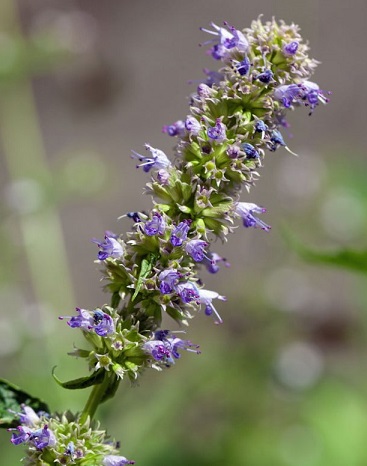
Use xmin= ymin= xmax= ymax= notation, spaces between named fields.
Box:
xmin=1 ymin=0 xmax=367 ymax=465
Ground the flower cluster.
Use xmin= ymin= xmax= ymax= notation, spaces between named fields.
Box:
xmin=61 ymin=14 xmax=328 ymax=398
xmin=10 ymin=17 xmax=328 ymax=464
xmin=8 ymin=406 xmax=134 ymax=465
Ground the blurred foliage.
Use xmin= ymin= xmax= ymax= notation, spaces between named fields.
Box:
xmin=0 ymin=33 xmax=70 ymax=85
xmin=284 ymin=229 xmax=367 ymax=274
xmin=283 ymin=155 xmax=367 ymax=273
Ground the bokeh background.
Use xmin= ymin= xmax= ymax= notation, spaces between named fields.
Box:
xmin=1 ymin=0 xmax=367 ymax=465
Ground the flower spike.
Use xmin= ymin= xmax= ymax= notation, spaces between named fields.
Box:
xmin=9 ymin=16 xmax=329 ymax=466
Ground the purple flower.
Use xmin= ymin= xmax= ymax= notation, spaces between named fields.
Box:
xmin=226 ymin=144 xmax=240 ymax=159
xmin=185 ymin=115 xmax=201 ymax=136
xmin=9 ymin=418 xmax=56 ymax=450
xmin=202 ymin=144 xmax=212 ymax=154
xmin=242 ymin=143 xmax=260 ymax=159
xmin=16 ymin=406 xmax=40 ymax=427
xmin=157 ymin=169 xmax=170 ymax=185
xmin=200 ymin=22 xmax=248 ymax=60
xmin=274 ymin=83 xmax=302 ymax=108
xmin=143 ymin=340 xmax=172 ymax=363
xmin=175 ymin=281 xmax=200 ymax=303
xmin=268 ymin=129 xmax=286 ymax=152
xmin=301 ymin=80 xmax=330 ymax=110
xmin=103 ymin=455 xmax=135 ymax=466
xmin=29 ymin=425 xmax=56 ymax=450
xmin=283 ymin=41 xmax=299 ymax=56
xmin=59 ymin=307 xmax=94 ymax=331
xmin=202 ymin=252 xmax=230 ymax=274
xmin=170 ymin=220 xmax=190 ymax=246
xmin=144 ymin=212 xmax=166 ymax=236
xmin=185 ymin=239 xmax=208 ymax=262
xmin=92 ymin=309 xmax=115 ymax=337
xmin=254 ymin=120 xmax=268 ymax=133
xmin=168 ymin=337 xmax=200 ymax=359
xmin=198 ymin=289 xmax=226 ymax=325
xmin=9 ymin=426 xmax=32 ymax=445
xmin=92 ymin=233 xmax=124 ymax=260
xmin=154 ymin=329 xmax=170 ymax=340
xmin=210 ymin=43 xmax=226 ymax=60
xmin=256 ymin=69 xmax=273 ymax=84
xmin=64 ymin=441 xmax=84 ymax=460
xmin=143 ymin=330 xmax=200 ymax=366
xmin=197 ymin=83 xmax=215 ymax=98
xmin=224 ymin=22 xmax=249 ymax=52
xmin=127 ymin=212 xmax=142 ymax=223
xmin=59 ymin=308 xmax=114 ymax=336
xmin=158 ymin=269 xmax=181 ymax=294
xmin=162 ymin=120 xmax=186 ymax=137
xmin=207 ymin=118 xmax=227 ymax=143
xmin=235 ymin=56 xmax=251 ymax=76
xmin=235 ymin=202 xmax=271 ymax=231
xmin=131 ymin=144 xmax=171 ymax=173
xmin=274 ymin=81 xmax=329 ymax=113
xmin=65 ymin=441 xmax=76 ymax=458
xmin=202 ymin=68 xmax=224 ymax=87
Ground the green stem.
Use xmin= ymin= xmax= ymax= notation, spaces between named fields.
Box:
xmin=79 ymin=375 xmax=111 ymax=424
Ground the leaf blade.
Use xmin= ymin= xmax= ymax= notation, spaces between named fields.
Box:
xmin=52 ymin=367 xmax=105 ymax=390
xmin=0 ymin=378 xmax=50 ymax=428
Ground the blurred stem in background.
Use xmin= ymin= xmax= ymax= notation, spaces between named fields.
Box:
xmin=0 ymin=1 xmax=75 ymax=370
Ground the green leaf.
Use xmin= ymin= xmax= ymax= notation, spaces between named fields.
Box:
xmin=243 ymin=111 xmax=252 ymax=122
xmin=202 ymin=202 xmax=231 ymax=218
xmin=52 ymin=367 xmax=105 ymax=390
xmin=178 ymin=205 xmax=192 ymax=214
xmin=285 ymin=229 xmax=367 ymax=274
xmin=155 ymin=203 xmax=171 ymax=212
xmin=180 ymin=182 xmax=193 ymax=202
xmin=100 ymin=375 xmax=120 ymax=403
xmin=151 ymin=182 xmax=172 ymax=202
xmin=110 ymin=290 xmax=121 ymax=309
xmin=166 ymin=306 xmax=189 ymax=325
xmin=203 ymin=217 xmax=224 ymax=234
xmin=140 ymin=299 xmax=162 ymax=324
xmin=131 ymin=254 xmax=156 ymax=301
xmin=0 ymin=378 xmax=50 ymax=428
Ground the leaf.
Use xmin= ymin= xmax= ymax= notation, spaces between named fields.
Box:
xmin=100 ymin=376 xmax=120 ymax=403
xmin=180 ymin=182 xmax=193 ymax=202
xmin=202 ymin=202 xmax=231 ymax=218
xmin=52 ymin=367 xmax=105 ymax=390
xmin=166 ymin=306 xmax=189 ymax=325
xmin=178 ymin=205 xmax=192 ymax=214
xmin=151 ymin=182 xmax=172 ymax=202
xmin=131 ymin=254 xmax=156 ymax=301
xmin=138 ymin=299 xmax=162 ymax=327
xmin=0 ymin=378 xmax=50 ymax=428
xmin=285 ymin=229 xmax=367 ymax=274
xmin=203 ymin=217 xmax=225 ymax=235
xmin=110 ymin=290 xmax=121 ymax=309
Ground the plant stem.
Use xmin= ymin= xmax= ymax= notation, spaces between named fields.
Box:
xmin=79 ymin=375 xmax=111 ymax=424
